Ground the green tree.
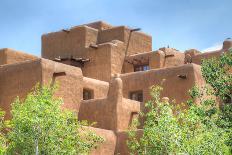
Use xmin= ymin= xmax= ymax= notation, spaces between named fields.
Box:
xmin=201 ymin=49 xmax=232 ymax=102
xmin=128 ymin=49 xmax=232 ymax=155
xmin=201 ymin=49 xmax=232 ymax=150
xmin=7 ymin=85 xmax=104 ymax=155
xmin=0 ymin=110 xmax=8 ymax=155
xmin=127 ymin=86 xmax=230 ymax=155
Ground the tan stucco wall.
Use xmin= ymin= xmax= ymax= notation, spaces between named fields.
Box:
xmin=78 ymin=43 xmax=112 ymax=81
xmin=42 ymin=26 xmax=98 ymax=60
xmin=0 ymin=48 xmax=37 ymax=66
xmin=121 ymin=64 xmax=204 ymax=105
xmin=185 ymin=40 xmax=232 ymax=65
xmin=0 ymin=57 xmax=84 ymax=118
xmin=116 ymin=130 xmax=143 ymax=155
xmin=89 ymin=127 xmax=116 ymax=155
xmin=97 ymin=26 xmax=152 ymax=56
xmin=191 ymin=50 xmax=222 ymax=65
xmin=86 ymin=21 xmax=113 ymax=31
xmin=2 ymin=21 xmax=230 ymax=155
xmin=123 ymin=49 xmax=185 ymax=73
xmin=0 ymin=60 xmax=42 ymax=119
xmin=79 ymin=77 xmax=140 ymax=131
xmin=41 ymin=59 xmax=83 ymax=111
xmin=83 ymin=77 xmax=109 ymax=99
xmin=0 ymin=49 xmax=6 ymax=65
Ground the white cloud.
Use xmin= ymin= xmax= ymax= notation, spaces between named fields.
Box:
xmin=202 ymin=43 xmax=222 ymax=52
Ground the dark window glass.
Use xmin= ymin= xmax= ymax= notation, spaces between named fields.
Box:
xmin=134 ymin=64 xmax=149 ymax=72
xmin=83 ymin=89 xmax=94 ymax=100
xmin=129 ymin=90 xmax=143 ymax=102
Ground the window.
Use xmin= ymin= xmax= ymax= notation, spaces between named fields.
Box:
xmin=134 ymin=64 xmax=150 ymax=72
xmin=129 ymin=90 xmax=143 ymax=102
xmin=83 ymin=89 xmax=94 ymax=100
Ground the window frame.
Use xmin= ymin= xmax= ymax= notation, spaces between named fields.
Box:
xmin=129 ymin=90 xmax=143 ymax=102
xmin=83 ymin=88 xmax=94 ymax=100
xmin=134 ymin=64 xmax=150 ymax=72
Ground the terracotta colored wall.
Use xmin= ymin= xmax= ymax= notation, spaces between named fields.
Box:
xmin=185 ymin=40 xmax=232 ymax=65
xmin=123 ymin=49 xmax=185 ymax=74
xmin=125 ymin=29 xmax=152 ymax=56
xmin=74 ymin=41 xmax=125 ymax=82
xmin=78 ymin=77 xmax=140 ymax=131
xmin=150 ymin=50 xmax=165 ymax=69
xmin=89 ymin=127 xmax=116 ymax=155
xmin=121 ymin=64 xmax=204 ymax=105
xmin=123 ymin=52 xmax=153 ymax=73
xmin=86 ymin=21 xmax=113 ymax=31
xmin=97 ymin=26 xmax=125 ymax=44
xmin=0 ymin=60 xmax=42 ymax=119
xmin=83 ymin=77 xmax=109 ymax=99
xmin=0 ymin=48 xmax=37 ymax=65
xmin=158 ymin=48 xmax=185 ymax=68
xmin=0 ymin=56 xmax=84 ymax=118
xmin=97 ymin=26 xmax=152 ymax=56
xmin=79 ymin=98 xmax=116 ymax=130
xmin=0 ymin=49 xmax=6 ymax=65
xmin=191 ymin=50 xmax=222 ymax=65
xmin=42 ymin=26 xmax=98 ymax=60
xmin=76 ymin=44 xmax=112 ymax=82
xmin=42 ymin=23 xmax=152 ymax=82
xmin=110 ymin=41 xmax=126 ymax=75
xmin=41 ymin=59 xmax=83 ymax=111
xmin=116 ymin=130 xmax=143 ymax=155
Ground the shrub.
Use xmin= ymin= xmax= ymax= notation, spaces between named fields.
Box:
xmin=6 ymin=85 xmax=104 ymax=154
xmin=127 ymin=86 xmax=230 ymax=155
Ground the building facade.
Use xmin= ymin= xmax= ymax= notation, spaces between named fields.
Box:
xmin=0 ymin=21 xmax=231 ymax=154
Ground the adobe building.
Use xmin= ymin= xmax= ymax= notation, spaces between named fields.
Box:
xmin=0 ymin=21 xmax=231 ymax=154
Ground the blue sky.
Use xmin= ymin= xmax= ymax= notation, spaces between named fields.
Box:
xmin=0 ymin=0 xmax=231 ymax=56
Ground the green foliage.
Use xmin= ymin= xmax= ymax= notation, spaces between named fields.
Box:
xmin=127 ymin=86 xmax=230 ymax=155
xmin=201 ymin=49 xmax=232 ymax=151
xmin=201 ymin=49 xmax=232 ymax=102
xmin=0 ymin=110 xmax=8 ymax=155
xmin=6 ymin=84 xmax=104 ymax=155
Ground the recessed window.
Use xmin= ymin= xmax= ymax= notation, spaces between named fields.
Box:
xmin=83 ymin=89 xmax=94 ymax=100
xmin=129 ymin=90 xmax=143 ymax=102
xmin=134 ymin=64 xmax=150 ymax=72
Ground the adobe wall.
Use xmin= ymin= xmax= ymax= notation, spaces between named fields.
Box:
xmin=115 ymin=130 xmax=143 ymax=155
xmin=73 ymin=41 xmax=125 ymax=82
xmin=0 ymin=60 xmax=42 ymax=119
xmin=190 ymin=50 xmax=222 ymax=65
xmin=185 ymin=40 xmax=232 ymax=65
xmin=41 ymin=59 xmax=83 ymax=111
xmin=122 ymin=51 xmax=152 ymax=73
xmin=79 ymin=98 xmax=116 ymax=130
xmin=97 ymin=26 xmax=125 ymax=44
xmin=122 ymin=48 xmax=185 ymax=73
xmin=86 ymin=127 xmax=116 ymax=155
xmin=83 ymin=77 xmax=109 ymax=99
xmin=85 ymin=21 xmax=113 ymax=31
xmin=97 ymin=26 xmax=152 ymax=56
xmin=159 ymin=47 xmax=185 ymax=68
xmin=75 ymin=43 xmax=112 ymax=82
xmin=110 ymin=41 xmax=127 ymax=75
xmin=0 ymin=49 xmax=6 ymax=65
xmin=121 ymin=64 xmax=204 ymax=105
xmin=43 ymin=36 xmax=126 ymax=82
xmin=0 ymin=57 xmax=84 ymax=118
xmin=78 ymin=76 xmax=140 ymax=131
xmin=125 ymin=29 xmax=152 ymax=56
xmin=42 ymin=26 xmax=98 ymax=60
xmin=0 ymin=48 xmax=37 ymax=65
xmin=42 ymin=22 xmax=152 ymax=81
